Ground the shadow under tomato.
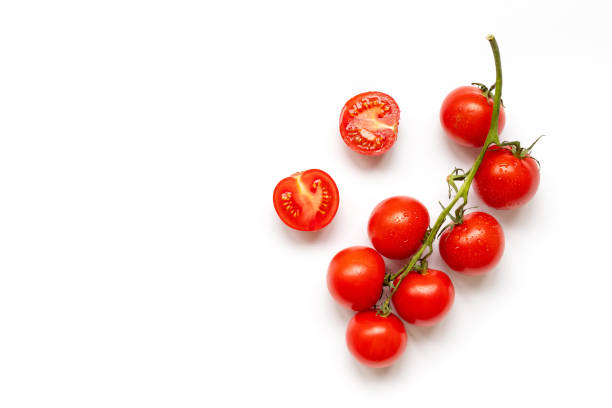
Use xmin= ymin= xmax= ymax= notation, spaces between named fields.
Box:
xmin=342 ymin=141 xmax=396 ymax=171
xmin=351 ymin=356 xmax=404 ymax=379
xmin=276 ymin=216 xmax=337 ymax=244
xmin=448 ymin=270 xmax=493 ymax=292
xmin=327 ymin=297 xmax=355 ymax=326
xmin=383 ymin=257 xmax=408 ymax=274
xmin=349 ymin=338 xmax=414 ymax=380
xmin=403 ymin=319 xmax=443 ymax=344
xmin=489 ymin=197 xmax=542 ymax=227
xmin=439 ymin=126 xmax=480 ymax=164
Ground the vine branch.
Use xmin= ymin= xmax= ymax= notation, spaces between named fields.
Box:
xmin=378 ymin=34 xmax=504 ymax=316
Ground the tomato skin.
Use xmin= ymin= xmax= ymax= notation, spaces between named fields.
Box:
xmin=392 ymin=269 xmax=454 ymax=326
xmin=272 ymin=169 xmax=339 ymax=231
xmin=339 ymin=91 xmax=400 ymax=156
xmin=327 ymin=246 xmax=386 ymax=311
xmin=440 ymin=86 xmax=506 ymax=147
xmin=473 ymin=146 xmax=540 ymax=209
xmin=346 ymin=310 xmax=407 ymax=368
xmin=439 ymin=212 xmax=504 ymax=275
xmin=367 ymin=196 xmax=430 ymax=260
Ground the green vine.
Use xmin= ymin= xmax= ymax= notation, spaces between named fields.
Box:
xmin=378 ymin=34 xmax=504 ymax=317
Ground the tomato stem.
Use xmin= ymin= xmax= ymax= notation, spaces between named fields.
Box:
xmin=377 ymin=35 xmax=504 ymax=316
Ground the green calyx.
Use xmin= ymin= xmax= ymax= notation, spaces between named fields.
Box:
xmin=471 ymin=82 xmax=504 ymax=106
xmin=498 ymin=135 xmax=544 ymax=163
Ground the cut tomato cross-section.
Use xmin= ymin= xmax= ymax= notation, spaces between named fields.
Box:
xmin=339 ymin=91 xmax=400 ymax=156
xmin=273 ymin=169 xmax=339 ymax=231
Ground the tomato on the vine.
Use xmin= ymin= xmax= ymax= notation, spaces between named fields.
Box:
xmin=346 ymin=310 xmax=407 ymax=368
xmin=440 ymin=85 xmax=506 ymax=147
xmin=439 ymin=212 xmax=504 ymax=275
xmin=367 ymin=196 xmax=430 ymax=259
xmin=327 ymin=246 xmax=385 ymax=311
xmin=339 ymin=91 xmax=400 ymax=155
xmin=392 ymin=269 xmax=454 ymax=326
xmin=273 ymin=169 xmax=339 ymax=231
xmin=473 ymin=145 xmax=540 ymax=209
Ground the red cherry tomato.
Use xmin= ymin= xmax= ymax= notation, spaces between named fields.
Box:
xmin=439 ymin=212 xmax=505 ymax=275
xmin=473 ymin=145 xmax=540 ymax=209
xmin=339 ymin=91 xmax=400 ymax=156
xmin=440 ymin=85 xmax=506 ymax=147
xmin=273 ymin=169 xmax=339 ymax=231
xmin=392 ymin=269 xmax=454 ymax=326
xmin=346 ymin=310 xmax=407 ymax=368
xmin=327 ymin=246 xmax=386 ymax=311
xmin=367 ymin=196 xmax=430 ymax=259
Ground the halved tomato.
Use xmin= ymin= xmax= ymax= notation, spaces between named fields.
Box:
xmin=339 ymin=91 xmax=400 ymax=155
xmin=273 ymin=169 xmax=339 ymax=231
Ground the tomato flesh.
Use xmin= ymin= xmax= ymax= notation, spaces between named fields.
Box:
xmin=340 ymin=91 xmax=400 ymax=155
xmin=273 ymin=169 xmax=339 ymax=231
xmin=346 ymin=310 xmax=407 ymax=368
xmin=439 ymin=211 xmax=505 ymax=275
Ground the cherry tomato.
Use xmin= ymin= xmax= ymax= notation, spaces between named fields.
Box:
xmin=473 ymin=145 xmax=540 ymax=209
xmin=439 ymin=212 xmax=505 ymax=275
xmin=346 ymin=310 xmax=407 ymax=368
xmin=339 ymin=91 xmax=400 ymax=155
xmin=392 ymin=269 xmax=454 ymax=326
xmin=367 ymin=196 xmax=429 ymax=259
xmin=440 ymin=85 xmax=506 ymax=147
xmin=273 ymin=169 xmax=339 ymax=231
xmin=327 ymin=246 xmax=386 ymax=311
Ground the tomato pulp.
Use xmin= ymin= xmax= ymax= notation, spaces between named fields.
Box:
xmin=340 ymin=91 xmax=400 ymax=155
xmin=273 ymin=169 xmax=339 ymax=231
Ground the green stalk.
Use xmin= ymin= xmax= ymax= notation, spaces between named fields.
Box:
xmin=378 ymin=35 xmax=504 ymax=316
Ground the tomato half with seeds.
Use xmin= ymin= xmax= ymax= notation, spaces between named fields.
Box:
xmin=273 ymin=169 xmax=339 ymax=231
xmin=339 ymin=91 xmax=400 ymax=155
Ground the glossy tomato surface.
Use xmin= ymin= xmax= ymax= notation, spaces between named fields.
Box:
xmin=367 ymin=196 xmax=429 ymax=259
xmin=339 ymin=91 xmax=400 ymax=155
xmin=392 ymin=269 xmax=454 ymax=326
xmin=346 ymin=310 xmax=407 ymax=368
xmin=440 ymin=85 xmax=506 ymax=147
xmin=273 ymin=169 xmax=339 ymax=231
xmin=473 ymin=146 xmax=540 ymax=209
xmin=327 ymin=246 xmax=386 ymax=311
xmin=439 ymin=212 xmax=504 ymax=275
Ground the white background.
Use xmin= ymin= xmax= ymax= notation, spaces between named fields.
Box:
xmin=1 ymin=0 xmax=611 ymax=407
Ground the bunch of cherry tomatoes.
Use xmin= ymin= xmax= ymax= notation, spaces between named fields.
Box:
xmin=273 ymin=36 xmax=541 ymax=368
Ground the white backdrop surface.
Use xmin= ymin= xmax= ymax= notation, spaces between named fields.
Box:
xmin=1 ymin=0 xmax=611 ymax=407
